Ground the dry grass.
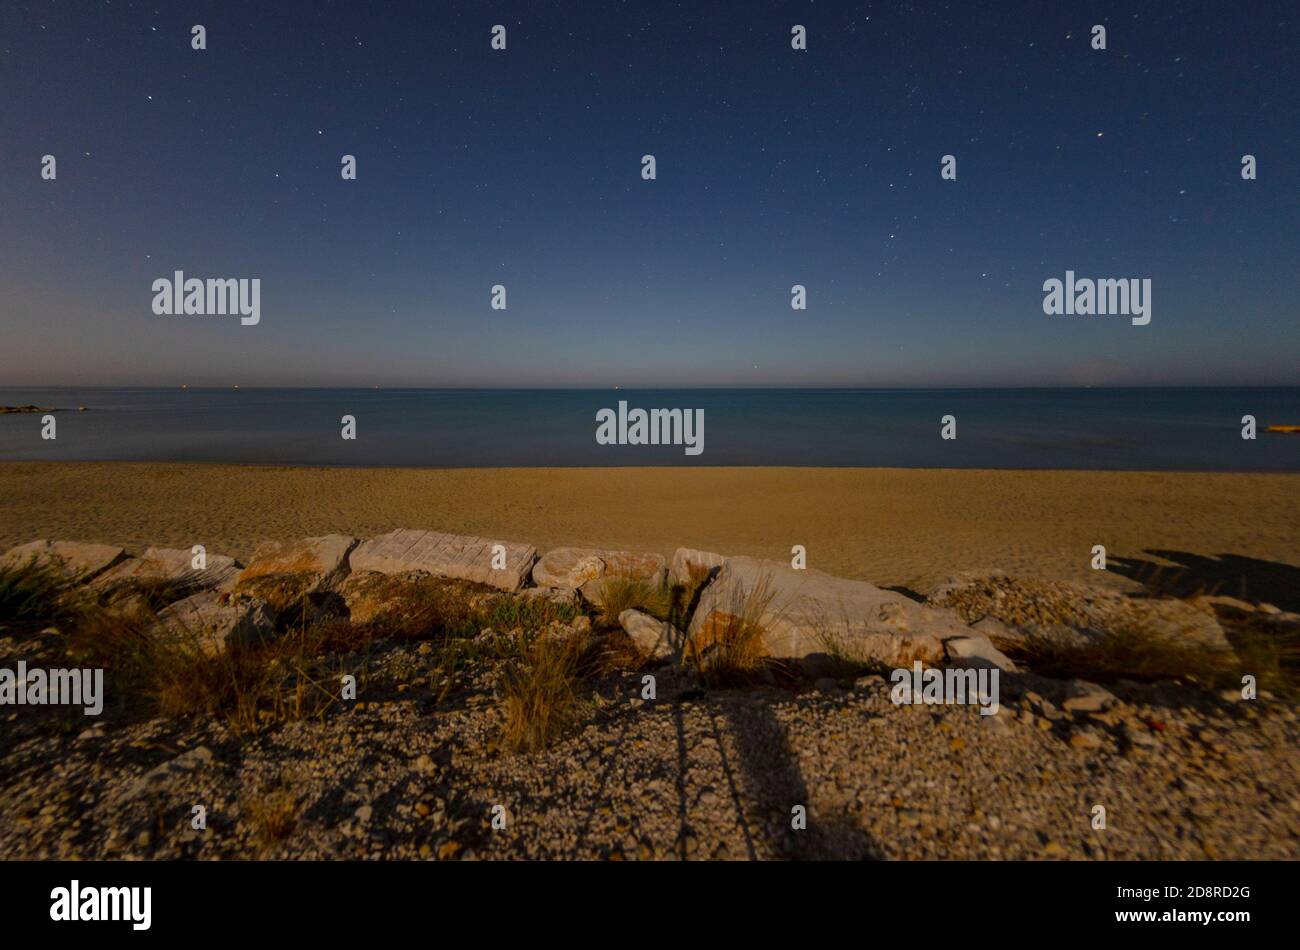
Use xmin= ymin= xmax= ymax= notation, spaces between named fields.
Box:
xmin=0 ymin=557 xmax=80 ymax=629
xmin=1007 ymin=625 xmax=1238 ymax=688
xmin=52 ymin=574 xmax=590 ymax=736
xmin=687 ymin=573 xmax=776 ymax=687
xmin=498 ymin=631 xmax=589 ymax=754
xmin=593 ymin=573 xmax=671 ymax=627
xmin=242 ymin=779 xmax=300 ymax=851
xmin=103 ymin=574 xmax=206 ymax=612
xmin=235 ymin=550 xmax=323 ymax=582
xmin=1216 ymin=612 xmax=1300 ymax=699
xmin=60 ymin=599 xmax=365 ymax=735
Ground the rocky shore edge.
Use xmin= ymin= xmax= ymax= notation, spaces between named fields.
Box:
xmin=1 ymin=531 xmax=1297 ymax=860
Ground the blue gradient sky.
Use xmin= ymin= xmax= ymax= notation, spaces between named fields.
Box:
xmin=1 ymin=0 xmax=1296 ymax=387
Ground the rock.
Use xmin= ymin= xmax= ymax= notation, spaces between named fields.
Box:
xmin=686 ymin=557 xmax=965 ymax=662
xmin=533 ymin=549 xmax=606 ymax=589
xmin=1069 ymin=729 xmax=1105 ymax=750
xmin=0 ymin=539 xmax=126 ymax=583
xmin=1019 ymin=623 xmax=1103 ymax=649
xmin=94 ymin=546 xmax=240 ymax=594
xmin=927 ymin=569 xmax=1010 ymax=604
xmin=520 ymin=586 xmax=579 ymax=606
xmin=801 ymin=652 xmax=849 ymax=680
xmin=971 ymin=616 xmax=1028 ymax=648
xmin=154 ymin=591 xmax=277 ymax=656
xmin=668 ymin=547 xmax=726 ymax=588
xmin=237 ymin=535 xmax=357 ymax=588
xmin=1097 ymin=597 xmax=1231 ymax=652
xmin=943 ymin=635 xmax=1019 ymax=673
xmin=931 ymin=572 xmax=1233 ymax=654
xmin=350 ymin=529 xmax=536 ymax=592
xmin=1121 ymin=719 xmax=1161 ymax=748
xmin=233 ymin=536 xmax=359 ymax=623
xmin=619 ymin=609 xmax=682 ymax=660
xmin=1061 ymin=680 xmax=1118 ymax=713
xmin=1190 ymin=594 xmax=1258 ymax=616
xmin=1039 ymin=699 xmax=1065 ymax=721
xmin=533 ymin=547 xmax=667 ymax=601
xmin=118 ymin=746 xmax=214 ymax=804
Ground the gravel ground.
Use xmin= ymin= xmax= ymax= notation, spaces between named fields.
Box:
xmin=2 ymin=628 xmax=1297 ymax=861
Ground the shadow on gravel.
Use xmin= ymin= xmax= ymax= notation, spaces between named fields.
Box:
xmin=703 ymin=697 xmax=881 ymax=860
xmin=572 ymin=712 xmax=635 ymax=857
xmin=1108 ymin=550 xmax=1300 ymax=613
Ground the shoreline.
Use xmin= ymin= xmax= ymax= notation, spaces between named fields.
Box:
xmin=2 ymin=461 xmax=1296 ymax=596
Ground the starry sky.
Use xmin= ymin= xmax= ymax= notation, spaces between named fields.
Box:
xmin=1 ymin=0 xmax=1296 ymax=388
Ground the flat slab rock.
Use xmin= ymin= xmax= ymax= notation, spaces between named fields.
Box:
xmin=237 ymin=534 xmax=358 ymax=586
xmin=532 ymin=547 xmax=667 ymax=600
xmin=0 ymin=539 xmax=126 ymax=583
xmin=687 ymin=556 xmax=970 ymax=662
xmin=350 ymin=529 xmax=535 ymax=592
xmin=154 ymin=591 xmax=276 ymax=656
xmin=95 ymin=546 xmax=240 ymax=592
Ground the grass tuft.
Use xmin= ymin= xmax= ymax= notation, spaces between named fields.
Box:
xmin=687 ymin=574 xmax=776 ymax=687
xmin=499 ymin=631 xmax=589 ymax=754
xmin=0 ymin=557 xmax=77 ymax=629
xmin=242 ymin=779 xmax=300 ymax=851
xmin=1007 ymin=625 xmax=1238 ymax=688
xmin=594 ymin=573 xmax=671 ymax=627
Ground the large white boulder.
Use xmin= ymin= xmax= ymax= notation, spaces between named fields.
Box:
xmin=686 ymin=557 xmax=968 ymax=663
xmin=668 ymin=547 xmax=726 ymax=588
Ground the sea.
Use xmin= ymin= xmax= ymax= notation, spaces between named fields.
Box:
xmin=1 ymin=387 xmax=1297 ymax=471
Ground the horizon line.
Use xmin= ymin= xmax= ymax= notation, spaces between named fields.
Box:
xmin=3 ymin=384 xmax=1298 ymax=392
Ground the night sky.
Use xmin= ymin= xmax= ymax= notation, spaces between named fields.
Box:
xmin=1 ymin=0 xmax=1296 ymax=388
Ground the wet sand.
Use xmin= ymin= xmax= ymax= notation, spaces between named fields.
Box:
xmin=1 ymin=461 xmax=1296 ymax=596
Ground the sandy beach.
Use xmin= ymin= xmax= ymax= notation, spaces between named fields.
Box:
xmin=2 ymin=461 xmax=1296 ymax=596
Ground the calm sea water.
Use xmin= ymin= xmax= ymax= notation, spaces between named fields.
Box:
xmin=0 ymin=388 xmax=1297 ymax=471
